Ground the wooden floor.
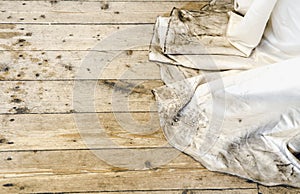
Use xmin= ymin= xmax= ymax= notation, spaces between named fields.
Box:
xmin=0 ymin=0 xmax=299 ymax=193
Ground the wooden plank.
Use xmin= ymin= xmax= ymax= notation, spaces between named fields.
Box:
xmin=0 ymin=0 xmax=211 ymax=2
xmin=0 ymin=113 xmax=167 ymax=150
xmin=0 ymin=24 xmax=154 ymax=51
xmin=0 ymin=149 xmax=204 ymax=175
xmin=0 ymin=80 xmax=162 ymax=114
xmin=258 ymin=185 xmax=300 ymax=194
xmin=74 ymin=189 xmax=258 ymax=194
xmin=0 ymin=50 xmax=161 ymax=80
xmin=0 ymin=1 xmax=211 ymax=24
xmin=0 ymin=169 xmax=256 ymax=193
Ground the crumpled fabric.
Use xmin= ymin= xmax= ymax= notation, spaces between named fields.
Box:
xmin=150 ymin=0 xmax=300 ymax=187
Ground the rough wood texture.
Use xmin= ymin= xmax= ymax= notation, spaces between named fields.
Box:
xmin=0 ymin=169 xmax=256 ymax=193
xmin=0 ymin=113 xmax=166 ymax=150
xmin=0 ymin=24 xmax=152 ymax=51
xmin=0 ymin=0 xmax=286 ymax=193
xmin=258 ymin=185 xmax=300 ymax=194
xmin=0 ymin=50 xmax=161 ymax=80
xmin=0 ymin=80 xmax=162 ymax=113
xmin=0 ymin=1 xmax=211 ymax=24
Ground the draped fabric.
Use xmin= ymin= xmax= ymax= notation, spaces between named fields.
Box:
xmin=150 ymin=0 xmax=300 ymax=187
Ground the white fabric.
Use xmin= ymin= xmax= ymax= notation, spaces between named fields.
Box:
xmin=149 ymin=9 xmax=259 ymax=71
xmin=150 ymin=0 xmax=300 ymax=187
xmin=256 ymin=0 xmax=300 ymax=61
xmin=154 ymin=57 xmax=300 ymax=187
xmin=227 ymin=0 xmax=278 ymax=57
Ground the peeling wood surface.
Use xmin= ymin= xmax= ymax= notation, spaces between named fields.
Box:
xmin=0 ymin=0 xmax=296 ymax=193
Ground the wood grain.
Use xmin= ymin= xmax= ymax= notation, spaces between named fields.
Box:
xmin=0 ymin=169 xmax=256 ymax=193
xmin=258 ymin=185 xmax=300 ymax=194
xmin=0 ymin=1 xmax=211 ymax=24
xmin=0 ymin=113 xmax=166 ymax=150
xmin=0 ymin=50 xmax=161 ymax=80
xmin=0 ymin=79 xmax=162 ymax=113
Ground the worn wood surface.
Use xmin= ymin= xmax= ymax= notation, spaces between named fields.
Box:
xmin=0 ymin=113 xmax=165 ymax=150
xmin=0 ymin=0 xmax=292 ymax=193
xmin=258 ymin=185 xmax=300 ymax=194
xmin=0 ymin=1 xmax=212 ymax=24
xmin=0 ymin=50 xmax=161 ymax=80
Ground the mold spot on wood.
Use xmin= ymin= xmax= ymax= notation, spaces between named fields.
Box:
xmin=126 ymin=50 xmax=133 ymax=55
xmin=40 ymin=14 xmax=46 ymax=19
xmin=11 ymin=98 xmax=22 ymax=103
xmin=114 ymin=11 xmax=120 ymax=14
xmin=0 ymin=138 xmax=8 ymax=144
xmin=2 ymin=183 xmax=14 ymax=187
xmin=50 ymin=0 xmax=58 ymax=5
xmin=64 ymin=65 xmax=72 ymax=71
xmin=68 ymin=109 xmax=75 ymax=113
xmin=145 ymin=160 xmax=152 ymax=168
xmin=14 ymin=107 xmax=30 ymax=114
xmin=0 ymin=65 xmax=10 ymax=72
xmin=25 ymin=32 xmax=32 ymax=36
xmin=7 ymin=16 xmax=12 ymax=19
xmin=6 ymin=157 xmax=12 ymax=161
xmin=18 ymin=39 xmax=26 ymax=43
xmin=101 ymin=2 xmax=109 ymax=10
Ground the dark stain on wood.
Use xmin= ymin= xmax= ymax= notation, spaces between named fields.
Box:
xmin=50 ymin=0 xmax=58 ymax=5
xmin=25 ymin=32 xmax=32 ymax=36
xmin=101 ymin=2 xmax=109 ymax=10
xmin=14 ymin=107 xmax=30 ymax=114
xmin=11 ymin=98 xmax=22 ymax=103
xmin=64 ymin=65 xmax=73 ymax=71
xmin=2 ymin=183 xmax=14 ymax=187
xmin=126 ymin=50 xmax=133 ymax=55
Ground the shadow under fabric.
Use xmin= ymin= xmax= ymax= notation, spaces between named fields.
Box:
xmin=150 ymin=0 xmax=300 ymax=187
